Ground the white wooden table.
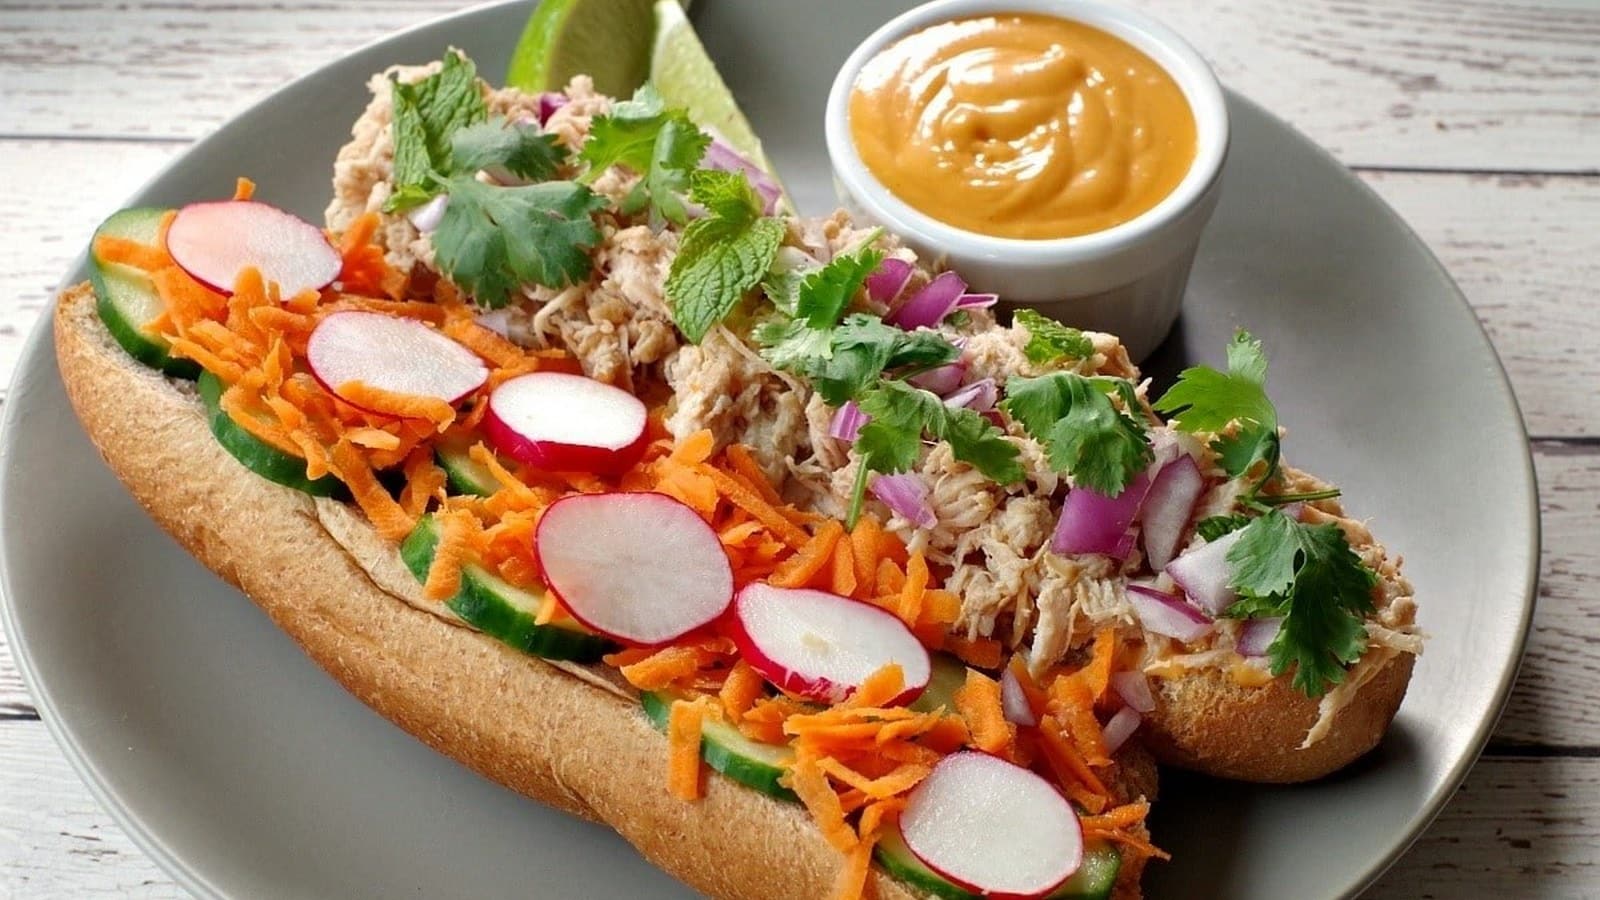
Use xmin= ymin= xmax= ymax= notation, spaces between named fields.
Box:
xmin=1 ymin=1 xmax=1596 ymax=896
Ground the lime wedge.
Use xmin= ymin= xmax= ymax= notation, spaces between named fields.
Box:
xmin=506 ymin=0 xmax=656 ymax=97
xmin=648 ymin=0 xmax=790 ymax=209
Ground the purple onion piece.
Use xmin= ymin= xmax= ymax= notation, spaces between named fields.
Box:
xmin=1237 ymin=617 xmax=1284 ymax=657
xmin=909 ymin=360 xmax=967 ymax=395
xmin=865 ymin=257 xmax=914 ymax=306
xmin=1127 ymin=584 xmax=1214 ymax=643
xmin=887 ymin=271 xmax=966 ymax=330
xmin=829 ymin=401 xmax=869 ymax=443
xmin=1101 ymin=707 xmax=1143 ymax=756
xmin=406 ymin=193 xmax=449 ymax=233
xmin=537 ymin=92 xmax=568 ymax=125
xmin=1050 ymin=473 xmax=1152 ymax=558
xmin=1139 ymin=455 xmax=1206 ymax=571
xmin=954 ymin=292 xmax=999 ymax=310
xmin=1000 ymin=666 xmax=1037 ymax=727
xmin=1110 ymin=671 xmax=1156 ymax=714
xmin=943 ymin=378 xmax=997 ymax=412
xmin=1164 ymin=528 xmax=1245 ymax=616
xmin=869 ymin=472 xmax=937 ymax=530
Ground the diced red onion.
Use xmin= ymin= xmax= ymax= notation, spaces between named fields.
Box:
xmin=1280 ymin=502 xmax=1304 ymax=521
xmin=1164 ymin=529 xmax=1244 ymax=616
xmin=1050 ymin=473 xmax=1151 ymax=558
xmin=537 ymin=92 xmax=568 ymax=125
xmin=865 ymin=257 xmax=914 ymax=306
xmin=1127 ymin=584 xmax=1213 ymax=643
xmin=700 ymin=140 xmax=782 ymax=215
xmin=1110 ymin=671 xmax=1156 ymax=714
xmin=829 ymin=401 xmax=869 ymax=443
xmin=909 ymin=360 xmax=967 ymax=395
xmin=887 ymin=271 xmax=966 ymax=330
xmin=943 ymin=378 xmax=997 ymax=412
xmin=1139 ymin=455 xmax=1206 ymax=571
xmin=870 ymin=473 xmax=936 ymax=530
xmin=1100 ymin=707 xmax=1143 ymax=756
xmin=1237 ymin=616 xmax=1284 ymax=657
xmin=474 ymin=308 xmax=513 ymax=338
xmin=407 ymin=193 xmax=449 ymax=233
xmin=1000 ymin=666 xmax=1037 ymax=727
xmin=954 ymin=292 xmax=998 ymax=310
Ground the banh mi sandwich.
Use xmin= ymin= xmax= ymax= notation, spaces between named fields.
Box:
xmin=55 ymin=52 xmax=1423 ymax=900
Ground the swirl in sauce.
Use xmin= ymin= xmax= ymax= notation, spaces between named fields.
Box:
xmin=849 ymin=13 xmax=1197 ymax=240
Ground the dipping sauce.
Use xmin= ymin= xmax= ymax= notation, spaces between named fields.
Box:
xmin=848 ymin=13 xmax=1197 ymax=240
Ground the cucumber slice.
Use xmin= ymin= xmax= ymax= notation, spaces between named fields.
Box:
xmin=909 ymin=653 xmax=970 ymax=714
xmin=197 ymin=371 xmax=344 ymax=496
xmin=875 ymin=824 xmax=1122 ymax=900
xmin=88 ymin=207 xmax=200 ymax=379
xmin=435 ymin=438 xmax=500 ymax=497
xmin=639 ymin=690 xmax=798 ymax=801
xmin=400 ymin=516 xmax=611 ymax=662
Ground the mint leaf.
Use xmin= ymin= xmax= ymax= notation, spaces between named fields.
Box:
xmin=666 ymin=170 xmax=783 ymax=343
xmin=580 ymin=84 xmax=711 ymax=226
xmin=449 ymin=117 xmax=567 ymax=182
xmin=1223 ymin=509 xmax=1378 ymax=697
xmin=1016 ymin=309 xmax=1093 ymax=365
xmin=386 ymin=51 xmax=487 ymax=212
xmin=1001 ymin=372 xmax=1152 ymax=496
xmin=431 ymin=177 xmax=606 ymax=307
xmin=857 ymin=380 xmax=1023 ymax=483
xmin=1154 ymin=331 xmax=1280 ymax=484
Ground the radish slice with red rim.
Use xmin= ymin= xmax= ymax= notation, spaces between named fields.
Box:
xmin=166 ymin=200 xmax=341 ymax=297
xmin=484 ymin=372 xmax=648 ymax=475
xmin=534 ymin=492 xmax=733 ymax=646
xmin=728 ymin=583 xmax=931 ymax=705
xmin=901 ymin=752 xmax=1084 ymax=899
xmin=306 ymin=311 xmax=488 ymax=408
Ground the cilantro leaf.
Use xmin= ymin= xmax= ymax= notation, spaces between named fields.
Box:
xmin=431 ymin=177 xmax=606 ymax=307
xmin=760 ymin=314 xmax=958 ymax=406
xmin=1016 ymin=308 xmax=1093 ymax=365
xmin=1195 ymin=514 xmax=1251 ymax=542
xmin=797 ymin=247 xmax=884 ymax=329
xmin=1001 ymin=372 xmax=1153 ymax=496
xmin=857 ymin=380 xmax=1023 ymax=483
xmin=580 ymin=85 xmax=711 ymax=226
xmin=1223 ymin=509 xmax=1378 ymax=697
xmin=666 ymin=170 xmax=783 ymax=343
xmin=1153 ymin=331 xmax=1280 ymax=484
xmin=449 ymin=117 xmax=567 ymax=183
xmin=386 ymin=51 xmax=487 ymax=212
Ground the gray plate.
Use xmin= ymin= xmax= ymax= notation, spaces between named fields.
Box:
xmin=0 ymin=1 xmax=1538 ymax=898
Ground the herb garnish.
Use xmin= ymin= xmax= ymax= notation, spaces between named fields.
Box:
xmin=1016 ymin=308 xmax=1093 ymax=365
xmin=665 ymin=170 xmax=785 ymax=343
xmin=1001 ymin=372 xmax=1152 ymax=496
xmin=431 ymin=179 xmax=607 ymax=308
xmin=386 ymin=51 xmax=488 ymax=212
xmin=579 ymin=85 xmax=711 ymax=226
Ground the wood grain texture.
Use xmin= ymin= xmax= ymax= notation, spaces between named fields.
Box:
xmin=1 ymin=1 xmax=1597 ymax=169
xmin=0 ymin=723 xmax=180 ymax=896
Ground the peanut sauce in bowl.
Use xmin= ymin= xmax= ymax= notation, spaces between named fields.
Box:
xmin=848 ymin=13 xmax=1197 ymax=240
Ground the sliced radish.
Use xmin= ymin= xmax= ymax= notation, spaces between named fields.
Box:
xmin=1165 ymin=528 xmax=1246 ymax=616
xmin=534 ymin=492 xmax=733 ymax=646
xmin=483 ymin=372 xmax=648 ymax=475
xmin=306 ymin=311 xmax=488 ymax=409
xmin=728 ymin=583 xmax=931 ymax=706
xmin=1140 ymin=455 xmax=1205 ymax=570
xmin=901 ymin=752 xmax=1083 ymax=899
xmin=1127 ymin=584 xmax=1213 ymax=643
xmin=166 ymin=200 xmax=341 ymax=297
xmin=1000 ymin=665 xmax=1037 ymax=727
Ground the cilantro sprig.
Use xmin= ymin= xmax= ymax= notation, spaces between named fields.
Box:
xmin=1016 ymin=308 xmax=1093 ymax=365
xmin=1221 ymin=509 xmax=1378 ymax=697
xmin=1001 ymin=372 xmax=1153 ymax=496
xmin=665 ymin=170 xmax=785 ymax=343
xmin=579 ymin=85 xmax=711 ymax=226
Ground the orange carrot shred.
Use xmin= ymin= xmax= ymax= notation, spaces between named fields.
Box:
xmin=897 ymin=551 xmax=929 ymax=625
xmin=725 ymin=444 xmax=782 ymax=505
xmin=955 ymin=670 xmax=1014 ymax=755
xmin=330 ymin=440 xmax=414 ymax=541
xmin=620 ymin=646 xmax=705 ymax=691
xmin=849 ymin=516 xmax=881 ymax=589
xmin=830 ymin=830 xmax=876 ymax=900
xmin=703 ymin=465 xmax=810 ymax=549
xmin=844 ymin=664 xmax=905 ymax=710
xmin=1086 ymin=627 xmax=1117 ymax=705
xmin=830 ymin=537 xmax=858 ymax=598
xmin=769 ymin=520 xmax=844 ymax=588
xmin=93 ymin=235 xmax=171 ymax=272
xmin=946 ymin=635 xmax=1004 ymax=670
xmin=785 ymin=755 xmax=857 ymax=853
xmin=335 ymin=381 xmax=457 ymax=431
xmin=232 ymin=177 xmax=255 ymax=201
xmin=667 ymin=700 xmax=706 ymax=801
xmin=422 ymin=512 xmax=472 ymax=601
xmin=817 ymin=758 xmax=931 ymax=800
xmin=718 ymin=661 xmax=766 ymax=722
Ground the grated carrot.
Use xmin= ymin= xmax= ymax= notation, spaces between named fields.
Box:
xmin=330 ymin=440 xmax=414 ymax=541
xmin=422 ymin=511 xmax=473 ymax=601
xmin=1053 ymin=676 xmax=1111 ymax=766
xmin=829 ymin=537 xmax=857 ymax=598
xmin=946 ymin=635 xmax=1004 ymax=670
xmin=666 ymin=700 xmax=707 ymax=801
xmin=335 ymin=381 xmax=456 ymax=431
xmin=725 ymin=444 xmax=781 ymax=505
xmin=399 ymin=447 xmax=446 ymax=518
xmin=703 ymin=465 xmax=810 ymax=549
xmin=817 ymin=758 xmax=931 ymax=800
xmin=857 ymin=797 xmax=904 ymax=842
xmin=875 ymin=558 xmax=906 ymax=596
xmin=769 ymin=520 xmax=844 ymax=589
xmin=93 ymin=235 xmax=172 ymax=272
xmin=718 ymin=661 xmax=766 ymax=722
xmin=954 ymin=670 xmax=1014 ymax=755
xmin=784 ymin=754 xmax=857 ymax=853
xmin=830 ymin=829 xmax=876 ymax=900
xmin=844 ymin=664 xmax=905 ymax=710
xmin=849 ymin=516 xmax=881 ymax=589
xmin=442 ymin=318 xmax=529 ymax=369
xmin=896 ymin=551 xmax=929 ymax=626
xmin=1036 ymin=714 xmax=1110 ymax=812
xmin=620 ymin=646 xmax=705 ymax=692
xmin=1085 ymin=627 xmax=1117 ymax=705
xmin=232 ymin=177 xmax=255 ymax=201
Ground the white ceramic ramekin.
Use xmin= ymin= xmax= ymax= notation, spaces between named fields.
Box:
xmin=825 ymin=0 xmax=1229 ymax=362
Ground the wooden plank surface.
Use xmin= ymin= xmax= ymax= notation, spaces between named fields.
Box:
xmin=1 ymin=1 xmax=1597 ymax=170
